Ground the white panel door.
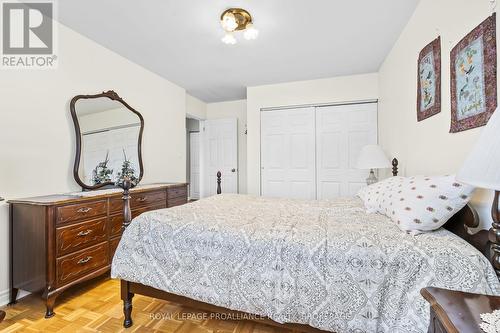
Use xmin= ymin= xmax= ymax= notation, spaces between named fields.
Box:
xmin=261 ymin=108 xmax=316 ymax=199
xmin=189 ymin=132 xmax=200 ymax=199
xmin=316 ymin=103 xmax=377 ymax=199
xmin=203 ymin=118 xmax=238 ymax=196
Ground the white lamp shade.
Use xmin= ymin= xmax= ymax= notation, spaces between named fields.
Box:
xmin=457 ymin=108 xmax=500 ymax=190
xmin=356 ymin=145 xmax=391 ymax=170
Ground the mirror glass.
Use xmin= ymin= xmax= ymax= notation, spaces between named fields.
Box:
xmin=73 ymin=94 xmax=143 ymax=189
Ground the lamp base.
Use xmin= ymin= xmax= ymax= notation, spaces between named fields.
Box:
xmin=366 ymin=169 xmax=378 ymax=185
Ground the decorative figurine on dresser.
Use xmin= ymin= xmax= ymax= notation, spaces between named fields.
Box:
xmin=8 ymin=91 xmax=188 ymax=318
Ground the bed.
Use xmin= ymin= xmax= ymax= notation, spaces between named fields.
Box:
xmin=111 ymin=190 xmax=500 ymax=333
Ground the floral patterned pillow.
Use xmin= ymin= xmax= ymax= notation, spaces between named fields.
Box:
xmin=358 ymin=175 xmax=475 ymax=233
xmin=357 ymin=177 xmax=405 ymax=213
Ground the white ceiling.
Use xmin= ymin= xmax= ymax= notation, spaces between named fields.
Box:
xmin=58 ymin=0 xmax=419 ymax=102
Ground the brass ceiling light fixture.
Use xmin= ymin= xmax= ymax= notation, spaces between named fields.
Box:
xmin=220 ymin=8 xmax=259 ymax=45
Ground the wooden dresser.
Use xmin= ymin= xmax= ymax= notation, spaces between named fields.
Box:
xmin=421 ymin=287 xmax=500 ymax=332
xmin=8 ymin=183 xmax=188 ymax=318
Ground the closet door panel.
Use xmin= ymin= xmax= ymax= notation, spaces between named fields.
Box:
xmin=316 ymin=107 xmax=346 ymax=198
xmin=319 ymin=132 xmax=341 ymax=169
xmin=316 ymin=103 xmax=377 ymax=199
xmin=318 ymin=181 xmax=342 ymax=198
xmin=262 ymin=115 xmax=287 ymax=198
xmin=261 ymin=108 xmax=315 ymax=199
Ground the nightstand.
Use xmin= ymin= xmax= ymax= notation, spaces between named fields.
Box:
xmin=421 ymin=287 xmax=500 ymax=333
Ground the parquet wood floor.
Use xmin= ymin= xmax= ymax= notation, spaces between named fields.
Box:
xmin=0 ymin=276 xmax=296 ymax=333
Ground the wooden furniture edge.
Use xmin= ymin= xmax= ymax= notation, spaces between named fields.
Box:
xmin=121 ymin=280 xmax=332 ymax=333
xmin=421 ymin=286 xmax=500 ymax=332
xmin=7 ymin=183 xmax=188 ymax=206
xmin=420 ymin=288 xmax=459 ymax=333
xmin=392 ymin=158 xmax=398 ymax=176
xmin=0 ymin=187 xmax=4 ymax=320
xmin=490 ymin=190 xmax=500 ymax=277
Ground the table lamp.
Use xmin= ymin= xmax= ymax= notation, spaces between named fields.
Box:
xmin=457 ymin=107 xmax=500 ymax=276
xmin=356 ymin=145 xmax=391 ymax=185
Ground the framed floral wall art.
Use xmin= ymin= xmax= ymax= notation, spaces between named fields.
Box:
xmin=417 ymin=36 xmax=441 ymax=121
xmin=450 ymin=14 xmax=497 ymax=133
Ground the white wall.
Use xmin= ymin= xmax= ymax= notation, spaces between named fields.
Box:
xmin=186 ymin=94 xmax=207 ymax=120
xmin=0 ymin=22 xmax=187 ymax=305
xmin=378 ymin=0 xmax=499 ymax=228
xmin=246 ymin=73 xmax=379 ymax=195
xmin=206 ymin=100 xmax=247 ymax=194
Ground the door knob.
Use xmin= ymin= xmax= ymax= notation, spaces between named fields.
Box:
xmin=231 ymin=168 xmax=236 ymax=172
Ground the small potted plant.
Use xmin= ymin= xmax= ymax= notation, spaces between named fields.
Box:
xmin=91 ymin=151 xmax=113 ymax=185
xmin=116 ymin=149 xmax=138 ymax=187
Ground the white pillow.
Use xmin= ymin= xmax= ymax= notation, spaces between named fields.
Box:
xmin=357 ymin=175 xmax=475 ymax=233
xmin=357 ymin=176 xmax=405 ymax=213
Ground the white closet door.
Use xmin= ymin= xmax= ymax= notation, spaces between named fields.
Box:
xmin=316 ymin=103 xmax=377 ymax=199
xmin=261 ymin=108 xmax=316 ymax=199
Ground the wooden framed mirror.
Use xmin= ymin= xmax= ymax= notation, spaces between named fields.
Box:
xmin=70 ymin=90 xmax=144 ymax=190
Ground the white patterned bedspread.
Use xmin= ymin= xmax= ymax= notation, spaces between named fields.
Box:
xmin=111 ymin=194 xmax=500 ymax=333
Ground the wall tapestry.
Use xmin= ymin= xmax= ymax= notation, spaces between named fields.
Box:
xmin=450 ymin=14 xmax=497 ymax=133
xmin=417 ymin=36 xmax=441 ymax=121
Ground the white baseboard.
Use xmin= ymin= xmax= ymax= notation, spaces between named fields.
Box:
xmin=0 ymin=288 xmax=30 ymax=307
xmin=0 ymin=288 xmax=8 ymax=306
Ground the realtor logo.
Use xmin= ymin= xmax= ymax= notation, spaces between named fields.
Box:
xmin=1 ymin=1 xmax=57 ymax=68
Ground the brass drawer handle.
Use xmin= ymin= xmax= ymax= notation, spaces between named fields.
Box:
xmin=136 ymin=197 xmax=147 ymax=202
xmin=77 ymin=256 xmax=93 ymax=265
xmin=77 ymin=207 xmax=92 ymax=214
xmin=77 ymin=229 xmax=92 ymax=237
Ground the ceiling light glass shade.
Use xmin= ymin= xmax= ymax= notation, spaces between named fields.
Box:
xmin=244 ymin=23 xmax=259 ymax=40
xmin=356 ymin=145 xmax=391 ymax=169
xmin=221 ymin=32 xmax=237 ymax=45
xmin=221 ymin=12 xmax=238 ymax=32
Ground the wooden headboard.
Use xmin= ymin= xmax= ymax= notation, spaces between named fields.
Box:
xmin=443 ymin=203 xmax=490 ymax=259
xmin=215 ymin=157 xmax=493 ymax=271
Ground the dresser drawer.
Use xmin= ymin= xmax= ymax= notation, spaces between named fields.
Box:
xmin=167 ymin=196 xmax=187 ymax=208
xmin=109 ymin=191 xmax=167 ymax=214
xmin=109 ymin=214 xmax=124 ymax=237
xmin=109 ymin=237 xmax=121 ymax=262
xmin=56 ymin=242 xmax=109 ymax=286
xmin=110 ymin=202 xmax=167 ymax=236
xmin=56 ymin=200 xmax=107 ymax=224
xmin=132 ymin=203 xmax=167 ymax=219
xmin=131 ymin=190 xmax=167 ymax=209
xmin=56 ymin=217 xmax=107 ymax=256
xmin=167 ymin=186 xmax=187 ymax=199
xmin=110 ymin=205 xmax=166 ymax=231
xmin=109 ymin=196 xmax=123 ymax=214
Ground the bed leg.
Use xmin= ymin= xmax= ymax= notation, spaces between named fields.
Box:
xmin=121 ymin=280 xmax=134 ymax=328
